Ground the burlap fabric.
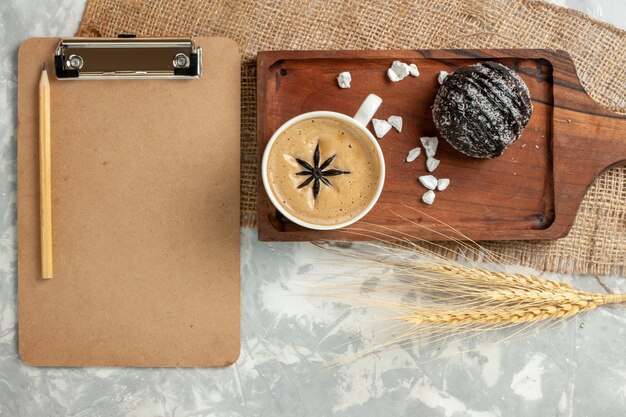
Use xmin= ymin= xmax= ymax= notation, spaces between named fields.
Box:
xmin=77 ymin=0 xmax=626 ymax=275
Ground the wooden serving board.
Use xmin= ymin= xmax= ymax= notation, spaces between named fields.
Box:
xmin=256 ymin=49 xmax=626 ymax=242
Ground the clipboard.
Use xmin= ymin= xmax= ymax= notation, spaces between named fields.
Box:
xmin=17 ymin=37 xmax=241 ymax=367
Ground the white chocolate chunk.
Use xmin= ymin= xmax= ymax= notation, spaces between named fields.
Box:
xmin=422 ymin=190 xmax=436 ymax=205
xmin=406 ymin=147 xmax=421 ymax=162
xmin=420 ymin=136 xmax=439 ymax=158
xmin=419 ymin=175 xmax=438 ymax=190
xmin=387 ymin=68 xmax=401 ymax=82
xmin=372 ymin=118 xmax=392 ymax=138
xmin=337 ymin=71 xmax=352 ymax=88
xmin=437 ymin=178 xmax=450 ymax=191
xmin=438 ymin=70 xmax=449 ymax=85
xmin=388 ymin=115 xmax=403 ymax=132
xmin=408 ymin=63 xmax=419 ymax=77
xmin=391 ymin=60 xmax=410 ymax=79
xmin=426 ymin=157 xmax=440 ymax=172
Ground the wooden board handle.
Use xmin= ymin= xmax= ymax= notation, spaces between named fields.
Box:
xmin=550 ymin=50 xmax=626 ymax=236
xmin=579 ymin=106 xmax=626 ymax=172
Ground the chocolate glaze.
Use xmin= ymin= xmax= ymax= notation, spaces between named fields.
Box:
xmin=432 ymin=61 xmax=533 ymax=159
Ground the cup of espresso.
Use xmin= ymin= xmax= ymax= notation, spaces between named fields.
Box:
xmin=262 ymin=94 xmax=385 ymax=230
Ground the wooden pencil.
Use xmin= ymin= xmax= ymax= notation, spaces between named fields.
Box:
xmin=39 ymin=63 xmax=53 ymax=279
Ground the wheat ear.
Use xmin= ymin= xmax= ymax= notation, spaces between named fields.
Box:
xmin=397 ymin=263 xmax=626 ymax=327
xmin=308 ymin=219 xmax=626 ymax=365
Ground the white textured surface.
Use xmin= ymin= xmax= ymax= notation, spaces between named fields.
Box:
xmin=1 ymin=1 xmax=625 ymax=416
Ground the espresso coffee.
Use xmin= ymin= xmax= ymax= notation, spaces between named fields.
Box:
xmin=266 ymin=116 xmax=381 ymax=226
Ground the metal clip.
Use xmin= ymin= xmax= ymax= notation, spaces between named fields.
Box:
xmin=54 ymin=36 xmax=202 ymax=80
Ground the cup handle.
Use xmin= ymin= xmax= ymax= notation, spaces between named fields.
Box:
xmin=353 ymin=94 xmax=382 ymax=127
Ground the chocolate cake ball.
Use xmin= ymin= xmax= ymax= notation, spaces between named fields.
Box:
xmin=432 ymin=62 xmax=533 ymax=159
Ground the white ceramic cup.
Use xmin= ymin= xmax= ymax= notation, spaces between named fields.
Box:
xmin=261 ymin=94 xmax=385 ymax=230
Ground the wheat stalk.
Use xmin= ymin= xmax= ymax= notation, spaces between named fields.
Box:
xmin=319 ymin=256 xmax=626 ymax=329
xmin=396 ymin=263 xmax=626 ymax=326
xmin=309 ymin=213 xmax=626 ymax=363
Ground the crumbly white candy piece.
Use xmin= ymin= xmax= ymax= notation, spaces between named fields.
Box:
xmin=337 ymin=71 xmax=352 ymax=88
xmin=419 ymin=175 xmax=438 ymax=190
xmin=408 ymin=63 xmax=419 ymax=77
xmin=388 ymin=115 xmax=403 ymax=132
xmin=392 ymin=61 xmax=410 ymax=78
xmin=420 ymin=136 xmax=439 ymax=158
xmin=426 ymin=157 xmax=440 ymax=172
xmin=438 ymin=70 xmax=449 ymax=85
xmin=387 ymin=60 xmax=411 ymax=82
xmin=387 ymin=68 xmax=401 ymax=82
xmin=405 ymin=147 xmax=421 ymax=162
xmin=422 ymin=190 xmax=436 ymax=205
xmin=437 ymin=178 xmax=450 ymax=191
xmin=372 ymin=118 xmax=393 ymax=138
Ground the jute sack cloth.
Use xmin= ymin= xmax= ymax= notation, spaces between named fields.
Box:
xmin=77 ymin=0 xmax=626 ymax=275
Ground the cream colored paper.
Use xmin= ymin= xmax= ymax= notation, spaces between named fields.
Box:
xmin=18 ymin=37 xmax=241 ymax=367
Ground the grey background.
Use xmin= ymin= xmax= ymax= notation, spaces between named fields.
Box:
xmin=1 ymin=0 xmax=625 ymax=416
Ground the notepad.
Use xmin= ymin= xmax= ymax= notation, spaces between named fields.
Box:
xmin=17 ymin=37 xmax=241 ymax=367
